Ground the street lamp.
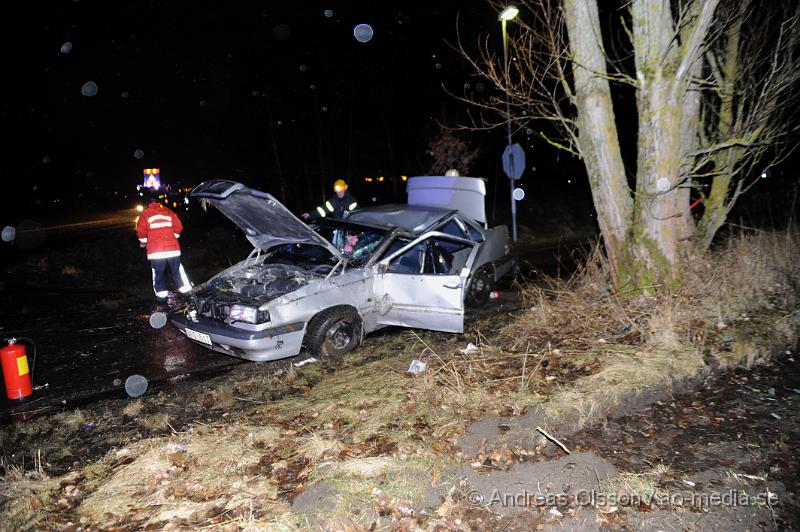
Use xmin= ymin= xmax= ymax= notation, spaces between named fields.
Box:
xmin=499 ymin=5 xmax=519 ymax=241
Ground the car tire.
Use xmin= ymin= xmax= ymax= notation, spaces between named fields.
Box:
xmin=304 ymin=306 xmax=362 ymax=357
xmin=465 ymin=266 xmax=494 ymax=308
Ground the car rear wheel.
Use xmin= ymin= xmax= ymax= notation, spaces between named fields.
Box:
xmin=465 ymin=266 xmax=493 ymax=308
xmin=304 ymin=306 xmax=362 ymax=357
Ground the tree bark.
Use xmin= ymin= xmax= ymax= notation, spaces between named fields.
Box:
xmin=563 ymin=0 xmax=631 ymax=282
xmin=698 ymin=5 xmax=744 ymax=248
xmin=626 ymin=0 xmax=717 ymax=285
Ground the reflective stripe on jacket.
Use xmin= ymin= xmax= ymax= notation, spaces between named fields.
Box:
xmin=136 ymin=202 xmax=183 ymax=259
xmin=310 ymin=192 xmax=358 ymax=219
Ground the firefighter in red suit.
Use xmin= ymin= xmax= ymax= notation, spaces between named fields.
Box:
xmin=136 ymin=195 xmax=192 ymax=302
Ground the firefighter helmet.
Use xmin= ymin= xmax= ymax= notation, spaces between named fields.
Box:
xmin=333 ymin=179 xmax=348 ymax=192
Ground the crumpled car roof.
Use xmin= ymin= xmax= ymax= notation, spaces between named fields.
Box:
xmin=345 ymin=204 xmax=454 ymax=234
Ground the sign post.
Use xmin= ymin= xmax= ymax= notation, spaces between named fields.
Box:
xmin=502 ymin=143 xmax=525 ymax=241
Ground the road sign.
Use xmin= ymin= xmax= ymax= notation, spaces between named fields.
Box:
xmin=502 ymin=143 xmax=526 ymax=180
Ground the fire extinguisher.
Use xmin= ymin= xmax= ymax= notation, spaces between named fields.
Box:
xmin=1 ymin=337 xmax=37 ymax=401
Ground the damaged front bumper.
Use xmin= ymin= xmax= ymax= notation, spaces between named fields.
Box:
xmin=170 ymin=312 xmax=305 ymax=362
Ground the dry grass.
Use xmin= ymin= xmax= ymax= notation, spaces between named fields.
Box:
xmin=122 ymin=399 xmax=143 ymax=417
xmin=0 ymin=456 xmax=58 ymax=531
xmin=274 ymin=357 xmax=472 ymax=453
xmin=600 ymin=463 xmax=673 ymax=504
xmin=80 ymin=424 xmax=286 ymax=527
xmin=306 ymin=454 xmax=438 ymax=523
xmin=138 ymin=412 xmax=171 ymax=431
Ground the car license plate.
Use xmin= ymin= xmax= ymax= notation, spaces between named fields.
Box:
xmin=185 ymin=327 xmax=212 ymax=345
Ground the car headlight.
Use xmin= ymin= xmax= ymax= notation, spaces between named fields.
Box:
xmin=229 ymin=304 xmax=258 ymax=323
xmin=229 ymin=305 xmax=269 ymax=324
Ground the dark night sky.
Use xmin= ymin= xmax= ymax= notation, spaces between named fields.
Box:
xmin=5 ymin=1 xmax=789 ymax=229
xmin=2 ymin=1 xmax=530 ymax=214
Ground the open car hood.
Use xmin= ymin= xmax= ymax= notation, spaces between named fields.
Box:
xmin=191 ymin=180 xmax=341 ymax=259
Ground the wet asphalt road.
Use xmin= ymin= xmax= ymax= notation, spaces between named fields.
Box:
xmin=0 ymin=211 xmax=588 ymax=420
xmin=0 ymin=287 xmax=241 ymax=420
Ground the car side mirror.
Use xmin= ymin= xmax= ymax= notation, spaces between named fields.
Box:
xmin=377 ymin=263 xmax=388 ymax=274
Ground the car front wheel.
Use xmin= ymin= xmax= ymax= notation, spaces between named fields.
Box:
xmin=304 ymin=306 xmax=362 ymax=357
xmin=465 ymin=266 xmax=494 ymax=308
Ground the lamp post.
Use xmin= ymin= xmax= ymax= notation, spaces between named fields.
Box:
xmin=499 ymin=5 xmax=519 ymax=242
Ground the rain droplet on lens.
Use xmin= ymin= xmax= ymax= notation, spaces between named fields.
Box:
xmin=199 ymin=99 xmax=207 ymax=106
xmin=435 ymin=63 xmax=442 ymax=69
xmin=121 ymin=91 xmax=129 ymax=98
xmin=299 ymin=64 xmax=307 ymax=72
xmin=322 ymin=106 xmax=328 ymax=112
xmin=124 ymin=374 xmax=148 ymax=398
xmin=273 ymin=24 xmax=291 ymax=40
xmin=42 ymin=155 xmax=52 ymax=164
xmin=324 ymin=9 xmax=333 ymax=18
xmin=277 ymin=120 xmax=283 ymax=125
xmin=309 ymin=84 xmax=316 ymax=90
xmin=476 ymin=83 xmax=485 ymax=92
xmin=464 ymin=83 xmax=470 ymax=89
xmin=251 ymin=90 xmax=260 ymax=97
xmin=81 ymin=81 xmax=99 ymax=97
xmin=149 ymin=311 xmax=167 ymax=329
xmin=134 ymin=149 xmax=144 ymax=159
xmin=353 ymin=23 xmax=374 ymax=43
xmin=60 ymin=42 xmax=73 ymax=54
xmin=526 ymin=128 xmax=533 ymax=135
xmin=1 ymin=226 xmax=15 ymax=243
xmin=113 ymin=378 xmax=122 ymax=387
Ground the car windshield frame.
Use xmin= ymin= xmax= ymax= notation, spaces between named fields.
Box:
xmin=266 ymin=219 xmax=391 ymax=269
xmin=312 ymin=219 xmax=391 ymax=267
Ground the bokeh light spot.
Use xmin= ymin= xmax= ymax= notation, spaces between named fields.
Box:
xmin=274 ymin=24 xmax=291 ymax=40
xmin=81 ymin=81 xmax=99 ymax=97
xmin=354 ymin=23 xmax=374 ymax=43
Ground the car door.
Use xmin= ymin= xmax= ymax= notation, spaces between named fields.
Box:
xmin=374 ymin=232 xmax=479 ymax=333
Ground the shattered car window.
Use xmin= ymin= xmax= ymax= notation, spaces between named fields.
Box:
xmin=384 ymin=236 xmax=472 ymax=275
xmin=310 ymin=220 xmax=388 ymax=266
xmin=439 ymin=220 xmax=469 ymax=240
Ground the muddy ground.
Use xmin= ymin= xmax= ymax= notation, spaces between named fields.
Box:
xmin=455 ymin=354 xmax=799 ymax=531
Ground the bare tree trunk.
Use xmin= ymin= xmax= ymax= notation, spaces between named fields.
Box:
xmin=679 ymin=5 xmax=706 ymax=243
xmin=563 ymin=0 xmax=631 ymax=282
xmin=698 ymin=5 xmax=743 ymax=248
xmin=696 ymin=0 xmax=799 ymax=248
xmin=626 ymin=0 xmax=717 ymax=285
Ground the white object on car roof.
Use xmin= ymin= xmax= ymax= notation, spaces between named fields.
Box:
xmin=407 ymin=175 xmax=486 ymax=225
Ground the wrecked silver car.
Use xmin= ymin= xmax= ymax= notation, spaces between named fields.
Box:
xmin=171 ymin=177 xmax=513 ymax=361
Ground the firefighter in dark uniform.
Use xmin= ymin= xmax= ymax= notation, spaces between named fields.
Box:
xmin=302 ymin=179 xmax=358 ymax=220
